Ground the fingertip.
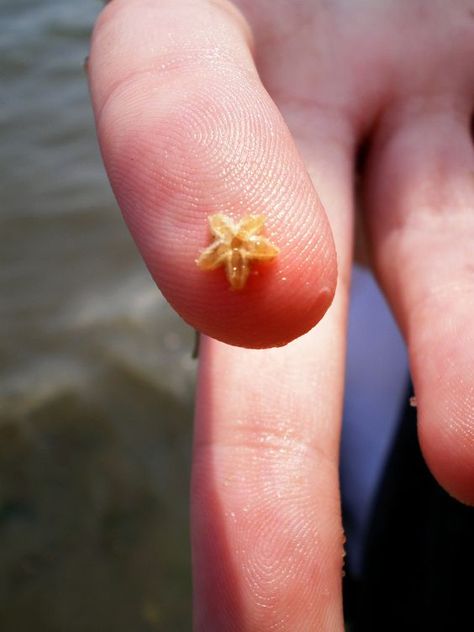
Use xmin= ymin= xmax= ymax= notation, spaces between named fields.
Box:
xmin=411 ymin=313 xmax=474 ymax=505
xmin=89 ymin=0 xmax=338 ymax=348
xmin=419 ymin=413 xmax=474 ymax=506
xmin=157 ymin=205 xmax=337 ymax=349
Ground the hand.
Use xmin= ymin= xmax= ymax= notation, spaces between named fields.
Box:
xmin=89 ymin=0 xmax=474 ymax=628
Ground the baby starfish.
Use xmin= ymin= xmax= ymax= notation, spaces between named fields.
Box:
xmin=196 ymin=213 xmax=280 ymax=290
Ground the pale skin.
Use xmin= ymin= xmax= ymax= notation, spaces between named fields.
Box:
xmin=89 ymin=0 xmax=474 ymax=629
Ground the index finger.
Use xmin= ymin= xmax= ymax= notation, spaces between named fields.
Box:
xmin=88 ymin=0 xmax=336 ymax=349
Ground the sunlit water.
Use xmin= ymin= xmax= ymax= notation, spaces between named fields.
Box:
xmin=0 ymin=1 xmax=194 ymax=629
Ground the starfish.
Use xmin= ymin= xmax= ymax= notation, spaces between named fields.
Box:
xmin=196 ymin=213 xmax=280 ymax=290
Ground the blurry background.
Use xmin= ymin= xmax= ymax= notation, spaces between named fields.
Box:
xmin=0 ymin=0 xmax=195 ymax=629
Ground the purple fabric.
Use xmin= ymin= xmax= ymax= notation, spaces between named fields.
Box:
xmin=340 ymin=265 xmax=408 ymax=577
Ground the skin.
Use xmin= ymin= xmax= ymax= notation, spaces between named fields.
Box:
xmin=88 ymin=0 xmax=474 ymax=629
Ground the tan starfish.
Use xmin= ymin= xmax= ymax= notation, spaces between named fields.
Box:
xmin=196 ymin=213 xmax=280 ymax=290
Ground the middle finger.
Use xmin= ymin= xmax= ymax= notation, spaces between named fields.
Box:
xmin=192 ymin=104 xmax=357 ymax=630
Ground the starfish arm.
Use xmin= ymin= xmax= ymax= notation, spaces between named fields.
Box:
xmin=225 ymin=251 xmax=250 ymax=290
xmin=198 ymin=213 xmax=278 ymax=288
xmin=246 ymin=236 xmax=280 ymax=260
xmin=208 ymin=213 xmax=235 ymax=241
xmin=236 ymin=215 xmax=266 ymax=240
xmin=196 ymin=240 xmax=229 ymax=270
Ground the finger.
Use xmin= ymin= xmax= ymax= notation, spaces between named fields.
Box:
xmin=192 ymin=121 xmax=355 ymax=629
xmin=364 ymin=100 xmax=474 ymax=504
xmin=88 ymin=0 xmax=336 ymax=349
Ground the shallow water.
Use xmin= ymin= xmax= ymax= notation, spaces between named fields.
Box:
xmin=1 ymin=1 xmax=194 ymax=629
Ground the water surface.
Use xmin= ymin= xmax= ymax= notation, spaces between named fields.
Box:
xmin=1 ymin=1 xmax=194 ymax=629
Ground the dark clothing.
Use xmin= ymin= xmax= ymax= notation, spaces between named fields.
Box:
xmin=344 ymin=392 xmax=474 ymax=631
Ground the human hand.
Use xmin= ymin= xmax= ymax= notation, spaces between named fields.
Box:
xmin=89 ymin=0 xmax=474 ymax=628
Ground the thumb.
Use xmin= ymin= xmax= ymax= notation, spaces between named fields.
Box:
xmin=89 ymin=0 xmax=336 ymax=348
